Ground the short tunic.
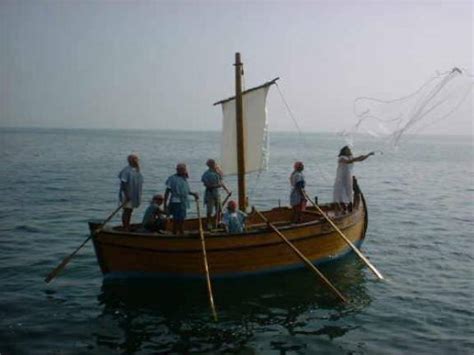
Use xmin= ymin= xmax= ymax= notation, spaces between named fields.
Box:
xmin=142 ymin=203 xmax=166 ymax=232
xmin=222 ymin=210 xmax=247 ymax=234
xmin=165 ymin=174 xmax=191 ymax=209
xmin=201 ymin=169 xmax=222 ymax=206
xmin=289 ymin=171 xmax=305 ymax=206
xmin=142 ymin=203 xmax=159 ymax=226
xmin=118 ymin=166 xmax=143 ymax=208
xmin=333 ymin=155 xmax=353 ymax=204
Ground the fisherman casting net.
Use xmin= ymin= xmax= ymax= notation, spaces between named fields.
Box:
xmin=341 ymin=68 xmax=473 ymax=147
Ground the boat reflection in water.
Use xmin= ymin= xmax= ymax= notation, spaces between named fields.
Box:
xmin=95 ymin=255 xmax=371 ymax=353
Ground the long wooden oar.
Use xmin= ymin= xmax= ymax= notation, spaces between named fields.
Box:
xmin=302 ymin=191 xmax=384 ymax=280
xmin=195 ymin=198 xmax=218 ymax=321
xmin=216 ymin=190 xmax=232 ymax=226
xmin=221 ymin=190 xmax=232 ymax=208
xmin=44 ymin=202 xmax=126 ymax=283
xmin=254 ymin=208 xmax=347 ymax=303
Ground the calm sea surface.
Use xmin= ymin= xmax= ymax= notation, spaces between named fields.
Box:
xmin=0 ymin=128 xmax=472 ymax=354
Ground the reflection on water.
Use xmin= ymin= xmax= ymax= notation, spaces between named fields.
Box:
xmin=96 ymin=255 xmax=371 ymax=353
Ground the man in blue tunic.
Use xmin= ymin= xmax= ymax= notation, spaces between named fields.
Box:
xmin=201 ymin=159 xmax=229 ymax=229
xmin=222 ymin=200 xmax=247 ymax=234
xmin=289 ymin=161 xmax=306 ymax=223
xmin=164 ymin=163 xmax=199 ymax=235
xmin=118 ymin=154 xmax=143 ymax=231
xmin=142 ymin=194 xmax=167 ymax=232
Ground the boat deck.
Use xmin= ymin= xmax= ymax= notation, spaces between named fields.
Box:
xmin=105 ymin=205 xmax=342 ymax=238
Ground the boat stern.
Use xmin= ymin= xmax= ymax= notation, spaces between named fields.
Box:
xmin=88 ymin=220 xmax=110 ymax=274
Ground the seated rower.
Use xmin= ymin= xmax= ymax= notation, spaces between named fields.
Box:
xmin=222 ymin=200 xmax=247 ymax=234
xmin=142 ymin=194 xmax=167 ymax=233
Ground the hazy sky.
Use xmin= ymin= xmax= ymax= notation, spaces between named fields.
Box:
xmin=0 ymin=0 xmax=472 ymax=134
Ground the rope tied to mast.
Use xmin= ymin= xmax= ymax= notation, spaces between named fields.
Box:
xmin=275 ymin=82 xmax=333 ymax=184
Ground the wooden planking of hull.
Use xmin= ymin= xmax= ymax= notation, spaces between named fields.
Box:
xmin=89 ymin=193 xmax=368 ymax=281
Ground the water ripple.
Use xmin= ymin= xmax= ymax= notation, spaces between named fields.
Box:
xmin=1 ymin=129 xmax=473 ymax=354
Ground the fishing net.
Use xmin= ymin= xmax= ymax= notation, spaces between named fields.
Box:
xmin=341 ymin=68 xmax=473 ymax=147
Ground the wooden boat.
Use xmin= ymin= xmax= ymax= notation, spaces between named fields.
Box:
xmin=89 ymin=193 xmax=367 ymax=281
xmin=89 ymin=53 xmax=370 ymax=282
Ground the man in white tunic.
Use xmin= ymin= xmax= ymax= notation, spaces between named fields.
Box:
xmin=333 ymin=146 xmax=373 ymax=213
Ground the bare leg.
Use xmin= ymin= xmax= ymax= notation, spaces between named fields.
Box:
xmin=172 ymin=220 xmax=178 ymax=235
xmin=177 ymin=221 xmax=184 ymax=235
xmin=292 ymin=206 xmax=301 ymax=223
xmin=206 ymin=202 xmax=215 ymax=230
xmin=341 ymin=203 xmax=347 ymax=214
xmin=215 ymin=205 xmax=221 ymax=227
xmin=122 ymin=208 xmax=132 ymax=231
xmin=205 ymin=214 xmax=212 ymax=230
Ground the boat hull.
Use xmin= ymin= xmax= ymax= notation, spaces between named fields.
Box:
xmin=90 ymin=194 xmax=368 ymax=281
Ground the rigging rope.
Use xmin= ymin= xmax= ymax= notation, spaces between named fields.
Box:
xmin=247 ymin=170 xmax=262 ymax=205
xmin=275 ymin=82 xmax=333 ymax=184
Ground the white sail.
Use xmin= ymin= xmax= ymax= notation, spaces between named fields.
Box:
xmin=219 ymin=85 xmax=271 ymax=176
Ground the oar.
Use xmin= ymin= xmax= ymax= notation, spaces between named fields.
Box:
xmin=253 ymin=208 xmax=347 ymax=303
xmin=44 ymin=202 xmax=126 ymax=284
xmin=302 ymin=191 xmax=384 ymax=280
xmin=221 ymin=190 xmax=232 ymax=207
xmin=195 ymin=198 xmax=218 ymax=321
xmin=216 ymin=189 xmax=232 ymax=226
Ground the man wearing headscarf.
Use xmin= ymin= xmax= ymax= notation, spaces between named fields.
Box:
xmin=289 ymin=161 xmax=306 ymax=223
xmin=201 ymin=159 xmax=230 ymax=229
xmin=164 ymin=163 xmax=198 ymax=235
xmin=333 ymin=146 xmax=374 ymax=213
xmin=118 ymin=154 xmax=143 ymax=231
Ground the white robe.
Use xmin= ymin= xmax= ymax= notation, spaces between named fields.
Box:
xmin=333 ymin=156 xmax=353 ymax=204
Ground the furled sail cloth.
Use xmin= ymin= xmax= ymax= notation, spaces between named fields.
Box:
xmin=217 ymin=81 xmax=276 ymax=176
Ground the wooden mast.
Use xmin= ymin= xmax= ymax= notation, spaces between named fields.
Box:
xmin=234 ymin=52 xmax=246 ymax=211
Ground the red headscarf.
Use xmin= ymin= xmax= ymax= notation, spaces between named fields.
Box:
xmin=293 ymin=161 xmax=304 ymax=171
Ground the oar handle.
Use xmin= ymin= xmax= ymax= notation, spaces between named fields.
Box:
xmin=302 ymin=191 xmax=384 ymax=280
xmin=221 ymin=191 xmax=232 ymax=207
xmin=98 ymin=202 xmax=127 ymax=230
xmin=221 ymin=183 xmax=232 ymax=195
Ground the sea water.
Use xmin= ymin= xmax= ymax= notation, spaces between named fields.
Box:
xmin=0 ymin=128 xmax=472 ymax=354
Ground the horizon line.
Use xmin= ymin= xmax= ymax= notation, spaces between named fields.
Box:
xmin=0 ymin=125 xmax=472 ymax=137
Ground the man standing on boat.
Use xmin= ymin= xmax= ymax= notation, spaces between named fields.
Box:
xmin=333 ymin=146 xmax=374 ymax=213
xmin=118 ymin=154 xmax=143 ymax=231
xmin=290 ymin=161 xmax=307 ymax=223
xmin=164 ymin=163 xmax=199 ymax=235
xmin=201 ymin=159 xmax=229 ymax=229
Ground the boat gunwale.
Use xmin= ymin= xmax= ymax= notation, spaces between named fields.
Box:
xmin=92 ymin=208 xmax=365 ymax=253
xmin=94 ymin=204 xmax=363 ymax=242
